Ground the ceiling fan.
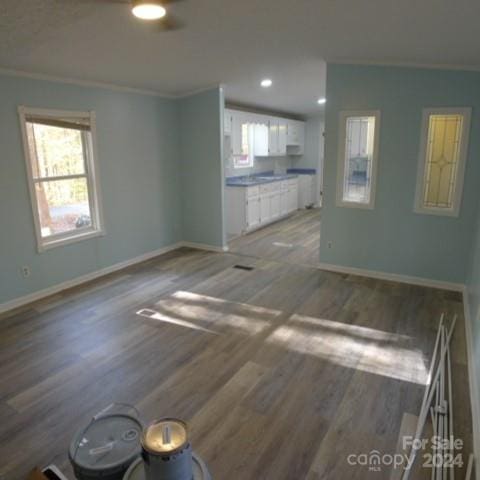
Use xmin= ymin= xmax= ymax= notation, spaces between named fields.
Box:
xmin=74 ymin=0 xmax=185 ymax=31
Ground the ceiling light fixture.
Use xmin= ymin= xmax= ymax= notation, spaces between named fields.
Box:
xmin=261 ymin=79 xmax=273 ymax=88
xmin=131 ymin=0 xmax=167 ymax=20
xmin=317 ymin=97 xmax=326 ymax=105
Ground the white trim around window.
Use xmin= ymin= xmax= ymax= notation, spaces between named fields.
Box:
xmin=336 ymin=110 xmax=381 ymax=210
xmin=18 ymin=106 xmax=105 ymax=252
xmin=414 ymin=107 xmax=471 ymax=217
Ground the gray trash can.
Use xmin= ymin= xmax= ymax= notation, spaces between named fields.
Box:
xmin=69 ymin=404 xmax=143 ymax=480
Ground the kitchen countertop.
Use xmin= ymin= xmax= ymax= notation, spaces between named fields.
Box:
xmin=286 ymin=168 xmax=316 ymax=175
xmin=225 ymin=173 xmax=298 ymax=187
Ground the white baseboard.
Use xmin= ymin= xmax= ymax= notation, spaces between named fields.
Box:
xmin=0 ymin=240 xmax=231 ymax=315
xmin=180 ymin=241 xmax=229 ymax=252
xmin=0 ymin=242 xmax=183 ymax=315
xmin=463 ymin=286 xmax=480 ymax=480
xmin=317 ymin=262 xmax=464 ymax=292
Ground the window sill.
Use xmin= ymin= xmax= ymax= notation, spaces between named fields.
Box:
xmin=413 ymin=206 xmax=459 ymax=218
xmin=38 ymin=228 xmax=105 ymax=253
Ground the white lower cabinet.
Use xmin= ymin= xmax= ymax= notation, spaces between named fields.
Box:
xmin=260 ymin=195 xmax=270 ymax=223
xmin=280 ymin=190 xmax=288 ymax=216
xmin=270 ymin=191 xmax=280 ymax=219
xmin=225 ymin=178 xmax=298 ymax=237
xmin=288 ymin=186 xmax=298 ymax=213
xmin=246 ymin=196 xmax=260 ymax=229
xmin=298 ymin=174 xmax=317 ymax=208
xmin=287 ymin=179 xmax=298 ymax=213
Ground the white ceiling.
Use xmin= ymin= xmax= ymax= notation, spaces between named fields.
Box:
xmin=1 ymin=0 xmax=480 ymax=116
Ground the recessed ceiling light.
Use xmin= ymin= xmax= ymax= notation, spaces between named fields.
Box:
xmin=317 ymin=98 xmax=326 ymax=105
xmin=132 ymin=0 xmax=167 ymax=20
xmin=261 ymin=79 xmax=273 ymax=88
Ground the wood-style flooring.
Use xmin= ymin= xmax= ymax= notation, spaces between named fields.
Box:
xmin=228 ymin=209 xmax=320 ymax=266
xmin=0 ymin=215 xmax=473 ymax=480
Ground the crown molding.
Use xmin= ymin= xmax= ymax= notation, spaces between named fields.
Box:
xmin=0 ymin=67 xmax=176 ymax=98
xmin=0 ymin=67 xmax=225 ymax=100
xmin=328 ymin=59 xmax=480 ymax=73
xmin=176 ymin=83 xmax=223 ymax=99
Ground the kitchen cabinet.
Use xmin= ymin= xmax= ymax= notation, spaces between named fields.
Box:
xmin=268 ymin=119 xmax=278 ymax=156
xmin=287 ymin=180 xmax=298 ymax=213
xmin=225 ymin=178 xmax=298 ymax=237
xmin=298 ymin=174 xmax=317 ymax=208
xmin=246 ymin=196 xmax=260 ymax=229
xmin=270 ymin=191 xmax=280 ymax=219
xmin=260 ymin=194 xmax=270 ymax=223
xmin=278 ymin=121 xmax=287 ymax=155
xmin=280 ymin=188 xmax=288 ymax=216
xmin=286 ymin=120 xmax=305 ymax=155
xmin=268 ymin=117 xmax=287 ymax=156
xmin=225 ymin=108 xmax=304 ymax=158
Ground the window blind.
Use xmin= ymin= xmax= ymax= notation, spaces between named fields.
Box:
xmin=25 ymin=115 xmax=91 ymax=131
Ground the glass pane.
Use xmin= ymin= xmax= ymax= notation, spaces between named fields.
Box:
xmin=27 ymin=122 xmax=86 ymax=178
xmin=234 ymin=123 xmax=254 ymax=168
xmin=423 ymin=114 xmax=463 ymax=209
xmin=234 ymin=156 xmax=252 ymax=168
xmin=241 ymin=123 xmax=250 ymax=156
xmin=35 ymin=178 xmax=92 ymax=237
xmin=343 ymin=116 xmax=376 ymax=203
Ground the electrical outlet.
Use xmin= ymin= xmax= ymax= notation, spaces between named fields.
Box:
xmin=22 ymin=266 xmax=31 ymax=278
xmin=327 ymin=241 xmax=333 ymax=249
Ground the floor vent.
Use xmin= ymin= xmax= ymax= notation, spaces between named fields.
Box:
xmin=233 ymin=265 xmax=255 ymax=271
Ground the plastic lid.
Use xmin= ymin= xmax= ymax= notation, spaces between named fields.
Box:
xmin=70 ymin=414 xmax=142 ymax=471
xmin=142 ymin=418 xmax=188 ymax=454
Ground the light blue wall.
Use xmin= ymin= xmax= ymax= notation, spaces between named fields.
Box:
xmin=0 ymin=74 xmax=182 ymax=305
xmin=292 ymin=115 xmax=324 ymax=170
xmin=320 ymin=64 xmax=480 ymax=283
xmin=179 ymin=88 xmax=225 ymax=248
xmin=467 ymin=203 xmax=480 ymax=437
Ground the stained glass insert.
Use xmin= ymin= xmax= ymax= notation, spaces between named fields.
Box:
xmin=423 ymin=114 xmax=463 ymax=209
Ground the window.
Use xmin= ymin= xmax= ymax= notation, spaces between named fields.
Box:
xmin=415 ymin=108 xmax=471 ymax=217
xmin=19 ymin=107 xmax=104 ymax=251
xmin=233 ymin=122 xmax=254 ymax=168
xmin=336 ymin=110 xmax=380 ymax=209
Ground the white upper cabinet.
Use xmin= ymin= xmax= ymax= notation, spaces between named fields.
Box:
xmin=268 ymin=117 xmax=287 ymax=156
xmin=268 ymin=118 xmax=279 ymax=156
xmin=278 ymin=120 xmax=287 ymax=155
xmin=225 ymin=109 xmax=304 ymax=158
xmin=286 ymin=120 xmax=305 ymax=155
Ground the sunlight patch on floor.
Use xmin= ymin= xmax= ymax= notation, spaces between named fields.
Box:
xmin=138 ymin=291 xmax=282 ymax=335
xmin=272 ymin=242 xmax=294 ymax=248
xmin=266 ymin=314 xmax=428 ymax=385
xmin=136 ymin=308 xmax=219 ymax=334
xmin=139 ymin=291 xmax=428 ymax=384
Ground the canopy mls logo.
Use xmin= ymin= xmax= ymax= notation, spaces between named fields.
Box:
xmin=346 ymin=435 xmax=464 ymax=472
xmin=347 ymin=449 xmax=405 ymax=472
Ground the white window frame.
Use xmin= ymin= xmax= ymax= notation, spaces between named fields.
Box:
xmin=18 ymin=106 xmax=105 ymax=252
xmin=336 ymin=110 xmax=381 ymax=210
xmin=414 ymin=107 xmax=471 ymax=217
